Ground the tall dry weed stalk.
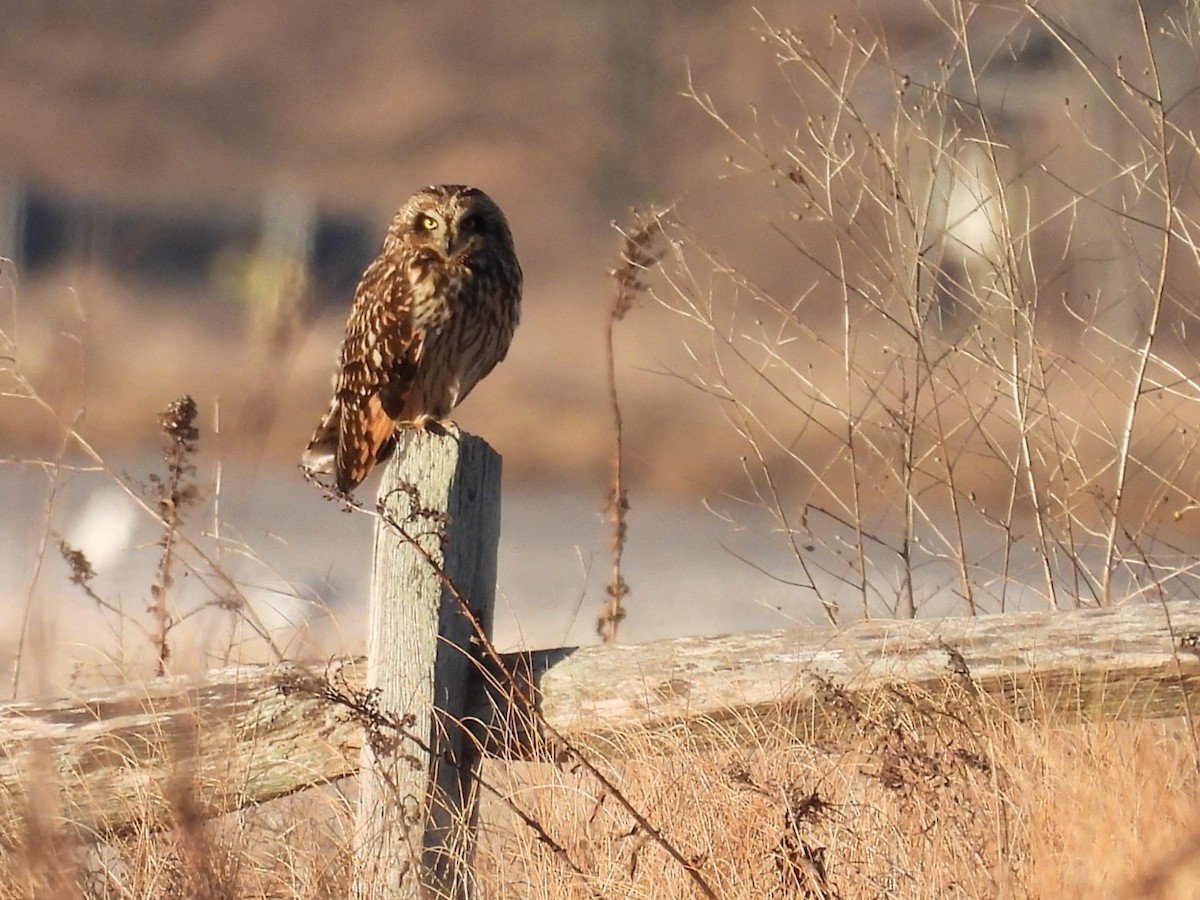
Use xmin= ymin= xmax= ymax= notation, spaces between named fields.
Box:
xmin=598 ymin=209 xmax=667 ymax=643
xmin=149 ymin=394 xmax=201 ymax=676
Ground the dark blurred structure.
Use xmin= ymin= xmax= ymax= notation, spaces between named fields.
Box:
xmin=5 ymin=182 xmax=375 ymax=308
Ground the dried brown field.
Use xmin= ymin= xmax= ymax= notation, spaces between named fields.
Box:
xmin=5 ymin=685 xmax=1200 ymax=898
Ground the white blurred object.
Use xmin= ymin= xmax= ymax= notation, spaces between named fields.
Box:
xmin=63 ymin=486 xmax=141 ymax=573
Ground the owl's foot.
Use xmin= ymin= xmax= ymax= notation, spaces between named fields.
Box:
xmin=403 ymin=416 xmax=459 ymax=439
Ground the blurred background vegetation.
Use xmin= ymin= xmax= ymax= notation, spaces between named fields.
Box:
xmin=6 ymin=0 xmax=1200 ymax=634
xmin=0 ymin=0 xmax=776 ymax=493
xmin=9 ymin=0 xmax=1178 ymax=497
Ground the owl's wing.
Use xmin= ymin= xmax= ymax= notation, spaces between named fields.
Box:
xmin=333 ymin=262 xmax=424 ymax=493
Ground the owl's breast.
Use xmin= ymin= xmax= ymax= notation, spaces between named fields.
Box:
xmin=405 ymin=256 xmax=470 ymax=331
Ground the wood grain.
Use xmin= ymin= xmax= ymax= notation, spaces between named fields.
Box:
xmin=353 ymin=426 xmax=500 ymax=899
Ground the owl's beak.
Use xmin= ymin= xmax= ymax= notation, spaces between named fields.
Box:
xmin=447 ymin=229 xmax=475 ymax=259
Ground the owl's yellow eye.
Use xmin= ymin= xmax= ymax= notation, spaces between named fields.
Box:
xmin=418 ymin=214 xmax=440 ymax=232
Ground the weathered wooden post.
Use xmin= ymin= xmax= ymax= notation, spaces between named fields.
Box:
xmin=353 ymin=427 xmax=501 ymax=900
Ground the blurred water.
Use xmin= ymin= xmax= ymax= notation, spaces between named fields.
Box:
xmin=0 ymin=457 xmax=842 ymax=668
xmin=5 ymin=455 xmax=1196 ymax=694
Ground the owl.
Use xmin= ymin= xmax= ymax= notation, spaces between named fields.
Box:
xmin=302 ymin=184 xmax=522 ymax=494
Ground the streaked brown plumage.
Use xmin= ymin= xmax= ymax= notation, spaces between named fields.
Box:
xmin=302 ymin=184 xmax=522 ymax=493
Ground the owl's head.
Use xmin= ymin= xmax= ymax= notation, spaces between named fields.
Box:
xmin=387 ymin=184 xmax=514 ymax=263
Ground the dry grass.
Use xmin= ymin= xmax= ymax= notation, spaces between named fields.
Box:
xmin=6 ymin=682 xmax=1196 ymax=898
xmin=0 ymin=786 xmax=357 ymax=899
xmin=476 ymin=695 xmax=1200 ymax=899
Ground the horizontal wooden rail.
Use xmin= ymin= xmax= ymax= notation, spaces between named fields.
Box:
xmin=3 ymin=600 xmax=1200 ymax=839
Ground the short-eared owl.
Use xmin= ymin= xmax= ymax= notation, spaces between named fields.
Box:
xmin=302 ymin=184 xmax=522 ymax=493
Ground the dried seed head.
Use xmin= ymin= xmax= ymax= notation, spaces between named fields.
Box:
xmin=160 ymin=395 xmax=199 ymax=444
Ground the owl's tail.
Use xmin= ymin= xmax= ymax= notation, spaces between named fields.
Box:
xmin=301 ymin=395 xmax=398 ymax=495
xmin=301 ymin=399 xmax=340 ymax=479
